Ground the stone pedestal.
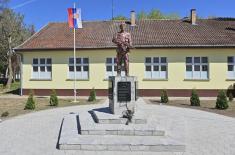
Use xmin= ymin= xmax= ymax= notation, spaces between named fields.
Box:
xmin=108 ymin=76 xmax=138 ymax=115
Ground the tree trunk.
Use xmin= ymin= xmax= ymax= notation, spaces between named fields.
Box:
xmin=6 ymin=36 xmax=13 ymax=90
xmin=6 ymin=54 xmax=12 ymax=89
xmin=5 ymin=67 xmax=8 ymax=78
xmin=12 ymin=66 xmax=16 ymax=83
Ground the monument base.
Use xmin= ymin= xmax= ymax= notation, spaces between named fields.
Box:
xmin=108 ymin=76 xmax=138 ymax=115
xmin=92 ymin=109 xmax=147 ymax=124
xmin=58 ymin=110 xmax=185 ymax=152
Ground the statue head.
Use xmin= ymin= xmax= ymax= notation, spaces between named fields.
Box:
xmin=119 ymin=22 xmax=126 ymax=32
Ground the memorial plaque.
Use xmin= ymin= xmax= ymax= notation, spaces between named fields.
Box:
xmin=117 ymin=82 xmax=131 ymax=102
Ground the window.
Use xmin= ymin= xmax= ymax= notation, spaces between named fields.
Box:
xmin=105 ymin=57 xmax=125 ymax=78
xmin=145 ymin=57 xmax=167 ymax=79
xmin=32 ymin=58 xmax=52 ymax=79
xmin=185 ymin=57 xmax=208 ymax=79
xmin=227 ymin=56 xmax=235 ymax=79
xmin=68 ymin=57 xmax=89 ymax=79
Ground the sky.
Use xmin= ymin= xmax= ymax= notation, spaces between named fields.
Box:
xmin=7 ymin=0 xmax=235 ymax=30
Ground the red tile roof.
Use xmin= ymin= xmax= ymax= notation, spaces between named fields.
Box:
xmin=15 ymin=19 xmax=235 ymax=51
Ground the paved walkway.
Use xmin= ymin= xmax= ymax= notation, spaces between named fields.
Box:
xmin=0 ymin=98 xmax=235 ymax=155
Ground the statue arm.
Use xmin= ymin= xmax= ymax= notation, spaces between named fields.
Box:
xmin=112 ymin=35 xmax=122 ymax=45
xmin=112 ymin=36 xmax=117 ymax=44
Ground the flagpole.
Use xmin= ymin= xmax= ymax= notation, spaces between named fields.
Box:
xmin=73 ymin=3 xmax=77 ymax=102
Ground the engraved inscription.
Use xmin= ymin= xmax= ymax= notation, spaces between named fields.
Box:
xmin=117 ymin=82 xmax=131 ymax=102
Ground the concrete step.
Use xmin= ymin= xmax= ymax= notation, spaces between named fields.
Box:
xmin=59 ymin=134 xmax=185 ymax=152
xmin=59 ymin=114 xmax=185 ymax=152
xmin=64 ymin=112 xmax=165 ymax=136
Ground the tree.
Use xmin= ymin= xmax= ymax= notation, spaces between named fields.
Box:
xmin=24 ymin=90 xmax=36 ymax=110
xmin=0 ymin=8 xmax=33 ymax=89
xmin=113 ymin=15 xmax=128 ymax=20
xmin=160 ymin=89 xmax=169 ymax=103
xmin=137 ymin=11 xmax=148 ymax=20
xmin=148 ymin=9 xmax=164 ymax=19
xmin=138 ymin=9 xmax=180 ymax=20
xmin=50 ymin=89 xmax=59 ymax=106
xmin=216 ymin=90 xmax=229 ymax=110
xmin=190 ymin=89 xmax=200 ymax=106
xmin=88 ymin=88 xmax=96 ymax=102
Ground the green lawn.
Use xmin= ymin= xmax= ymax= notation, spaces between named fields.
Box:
xmin=0 ymin=81 xmax=20 ymax=95
xmin=0 ymin=97 xmax=103 ymax=120
xmin=146 ymin=99 xmax=235 ymax=118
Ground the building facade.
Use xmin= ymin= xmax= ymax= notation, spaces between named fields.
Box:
xmin=15 ymin=12 xmax=235 ymax=96
xmin=18 ymin=48 xmax=235 ymax=96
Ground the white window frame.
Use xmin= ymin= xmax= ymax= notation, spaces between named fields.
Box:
xmin=227 ymin=56 xmax=235 ymax=79
xmin=68 ymin=57 xmax=89 ymax=80
xmin=105 ymin=57 xmax=125 ymax=78
xmin=185 ymin=56 xmax=209 ymax=80
xmin=144 ymin=57 xmax=168 ymax=79
xmin=31 ymin=58 xmax=52 ymax=79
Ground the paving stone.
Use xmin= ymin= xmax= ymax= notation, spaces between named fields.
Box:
xmin=0 ymin=97 xmax=235 ymax=154
xmin=88 ymin=130 xmax=106 ymax=135
xmin=153 ymin=130 xmax=165 ymax=136
xmin=107 ymin=145 xmax=130 ymax=151
xmin=134 ymin=130 xmax=152 ymax=136
xmin=130 ymin=145 xmax=150 ymax=151
xmin=59 ymin=144 xmax=81 ymax=150
xmin=134 ymin=119 xmax=147 ymax=124
xmin=81 ymin=145 xmax=107 ymax=151
xmin=106 ymin=130 xmax=118 ymax=135
xmin=117 ymin=130 xmax=134 ymax=135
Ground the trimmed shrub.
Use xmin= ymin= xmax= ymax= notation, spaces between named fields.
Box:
xmin=228 ymin=92 xmax=233 ymax=102
xmin=50 ymin=89 xmax=59 ymax=106
xmin=88 ymin=88 xmax=96 ymax=102
xmin=24 ymin=90 xmax=36 ymax=110
xmin=216 ymin=90 xmax=229 ymax=109
xmin=190 ymin=89 xmax=200 ymax=106
xmin=160 ymin=89 xmax=169 ymax=103
xmin=1 ymin=111 xmax=9 ymax=117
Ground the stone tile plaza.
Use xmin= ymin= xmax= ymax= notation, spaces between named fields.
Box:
xmin=1 ymin=98 xmax=235 ymax=155
xmin=1 ymin=0 xmax=235 ymax=155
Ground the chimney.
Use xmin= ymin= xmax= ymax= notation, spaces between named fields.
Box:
xmin=131 ymin=10 xmax=136 ymax=26
xmin=191 ymin=9 xmax=197 ymax=25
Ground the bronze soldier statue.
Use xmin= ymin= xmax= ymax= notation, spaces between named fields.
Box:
xmin=112 ymin=22 xmax=133 ymax=76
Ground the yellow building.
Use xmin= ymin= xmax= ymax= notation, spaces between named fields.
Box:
xmin=15 ymin=14 xmax=235 ymax=96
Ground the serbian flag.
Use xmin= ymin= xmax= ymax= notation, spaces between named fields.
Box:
xmin=67 ymin=8 xmax=82 ymax=29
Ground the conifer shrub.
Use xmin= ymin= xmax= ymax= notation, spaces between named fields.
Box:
xmin=160 ymin=89 xmax=169 ymax=103
xmin=50 ymin=89 xmax=59 ymax=106
xmin=24 ymin=90 xmax=36 ymax=110
xmin=88 ymin=88 xmax=96 ymax=102
xmin=1 ymin=111 xmax=9 ymax=117
xmin=228 ymin=92 xmax=233 ymax=102
xmin=216 ymin=90 xmax=229 ymax=109
xmin=190 ymin=89 xmax=200 ymax=106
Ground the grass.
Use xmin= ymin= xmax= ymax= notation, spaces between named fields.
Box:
xmin=0 ymin=97 xmax=103 ymax=120
xmin=0 ymin=81 xmax=20 ymax=95
xmin=147 ymin=99 xmax=235 ymax=118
